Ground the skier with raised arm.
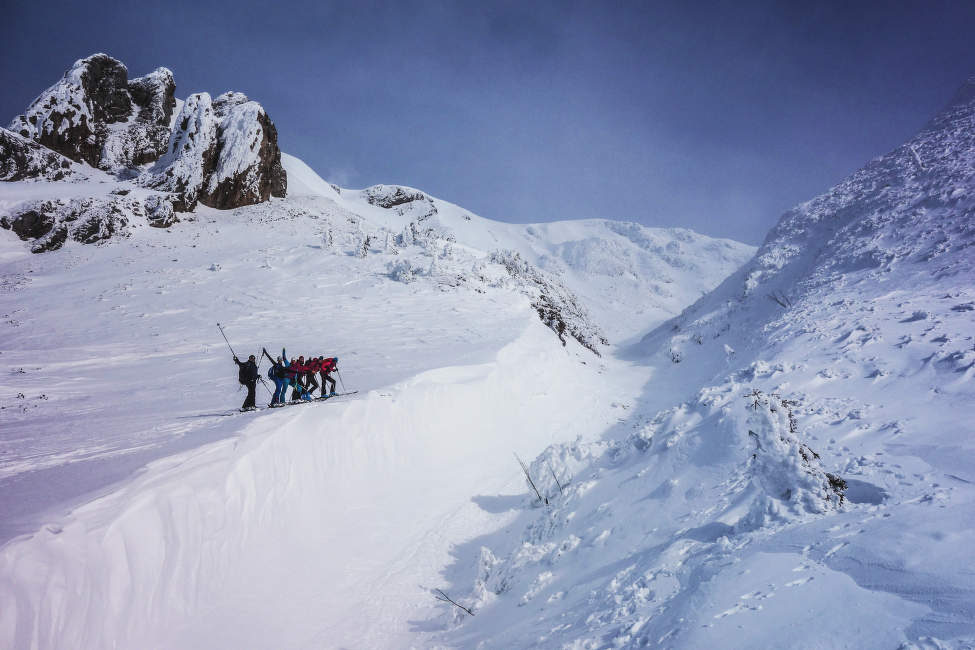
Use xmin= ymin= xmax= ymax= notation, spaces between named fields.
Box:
xmin=233 ymin=354 xmax=259 ymax=411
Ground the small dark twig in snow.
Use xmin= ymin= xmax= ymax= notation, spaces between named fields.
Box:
xmin=548 ymin=463 xmax=564 ymax=496
xmin=434 ymin=589 xmax=474 ymax=616
xmin=515 ymin=453 xmax=547 ymax=504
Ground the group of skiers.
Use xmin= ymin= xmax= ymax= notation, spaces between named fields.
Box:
xmin=233 ymin=348 xmax=339 ymax=410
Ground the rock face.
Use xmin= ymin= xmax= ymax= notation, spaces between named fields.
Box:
xmin=204 ymin=92 xmax=286 ymax=208
xmin=101 ymin=67 xmax=176 ymax=174
xmin=362 ymin=185 xmax=426 ymax=209
xmin=141 ymin=91 xmax=287 ymax=210
xmin=0 ymin=128 xmax=86 ymax=182
xmin=10 ymin=54 xmax=139 ymax=170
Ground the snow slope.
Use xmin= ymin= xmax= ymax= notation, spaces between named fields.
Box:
xmin=0 ymin=155 xmax=752 ymax=647
xmin=436 ymin=81 xmax=975 ymax=648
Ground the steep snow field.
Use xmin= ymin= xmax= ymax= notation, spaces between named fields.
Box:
xmin=437 ymin=87 xmax=975 ymax=649
xmin=0 ymin=155 xmax=752 ymax=647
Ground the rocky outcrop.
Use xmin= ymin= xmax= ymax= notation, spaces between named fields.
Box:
xmin=491 ymin=249 xmax=608 ymax=354
xmin=141 ymin=91 xmax=287 ymax=211
xmin=0 ymin=193 xmax=178 ymax=253
xmin=6 ymin=53 xmax=286 ymax=212
xmin=8 ymin=54 xmax=177 ymax=176
xmin=142 ymin=92 xmax=219 ymax=211
xmin=0 ymin=128 xmax=86 ymax=182
xmin=100 ymin=67 xmax=176 ymax=174
xmin=10 ymin=54 xmax=132 ymax=168
xmin=203 ymin=92 xmax=287 ymax=208
xmin=362 ymin=185 xmax=426 ymax=208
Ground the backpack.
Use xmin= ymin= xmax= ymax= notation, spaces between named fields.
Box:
xmin=238 ymin=360 xmax=257 ymax=384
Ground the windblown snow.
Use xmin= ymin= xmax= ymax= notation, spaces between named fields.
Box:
xmin=2 ymin=77 xmax=975 ymax=650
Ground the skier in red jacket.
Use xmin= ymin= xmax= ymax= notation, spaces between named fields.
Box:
xmin=320 ymin=356 xmax=338 ymax=397
xmin=305 ymin=357 xmax=321 ymax=396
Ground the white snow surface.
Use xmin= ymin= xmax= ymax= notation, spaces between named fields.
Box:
xmin=0 ymin=155 xmax=752 ymax=648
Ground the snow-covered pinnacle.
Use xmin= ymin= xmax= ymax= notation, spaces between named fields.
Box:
xmin=8 ymin=53 xmax=130 ymax=167
xmin=206 ymin=92 xmax=287 ymax=208
xmin=141 ymin=91 xmax=286 ymax=211
xmin=143 ymin=93 xmax=219 ymax=211
xmin=128 ymin=68 xmax=176 ymax=126
xmin=8 ymin=55 xmax=176 ymax=174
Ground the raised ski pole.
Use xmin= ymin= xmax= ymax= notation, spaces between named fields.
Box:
xmin=217 ymin=323 xmax=243 ymax=392
xmin=255 ymin=352 xmax=273 ymax=397
xmin=216 ymin=322 xmax=237 ymax=358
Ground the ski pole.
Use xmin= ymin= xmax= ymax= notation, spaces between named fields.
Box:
xmin=216 ymin=323 xmax=238 ymax=358
xmin=254 ymin=353 xmax=274 ymax=397
xmin=337 ymin=368 xmax=348 ymax=393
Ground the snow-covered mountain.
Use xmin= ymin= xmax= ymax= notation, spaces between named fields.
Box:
xmin=0 ymin=60 xmax=753 ymax=648
xmin=4 ymin=52 xmax=972 ymax=650
xmin=439 ymin=79 xmax=975 ymax=648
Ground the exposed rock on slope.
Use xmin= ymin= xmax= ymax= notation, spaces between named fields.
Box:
xmin=0 ymin=128 xmax=87 ymax=182
xmin=491 ymin=249 xmax=608 ymax=354
xmin=140 ymin=91 xmax=287 ymax=211
xmin=0 ymin=196 xmax=142 ymax=253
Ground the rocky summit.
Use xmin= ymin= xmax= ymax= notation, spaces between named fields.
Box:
xmin=2 ymin=53 xmax=287 ymax=251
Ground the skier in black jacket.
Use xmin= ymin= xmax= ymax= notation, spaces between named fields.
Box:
xmin=234 ymin=354 xmax=259 ymax=410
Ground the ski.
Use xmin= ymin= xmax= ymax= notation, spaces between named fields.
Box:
xmin=263 ymin=391 xmax=360 ymax=409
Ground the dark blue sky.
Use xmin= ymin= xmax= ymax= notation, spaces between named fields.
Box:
xmin=3 ymin=0 xmax=975 ymax=243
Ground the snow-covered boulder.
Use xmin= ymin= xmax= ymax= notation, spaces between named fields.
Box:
xmin=362 ymin=184 xmax=426 ymax=209
xmin=0 ymin=196 xmax=139 ymax=252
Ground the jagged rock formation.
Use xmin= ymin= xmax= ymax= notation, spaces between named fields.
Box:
xmin=2 ymin=53 xmax=288 ymax=250
xmin=8 ymin=54 xmax=175 ymax=174
xmin=140 ymin=91 xmax=287 ymax=211
xmin=100 ymin=67 xmax=176 ymax=174
xmin=0 ymin=128 xmax=86 ymax=182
